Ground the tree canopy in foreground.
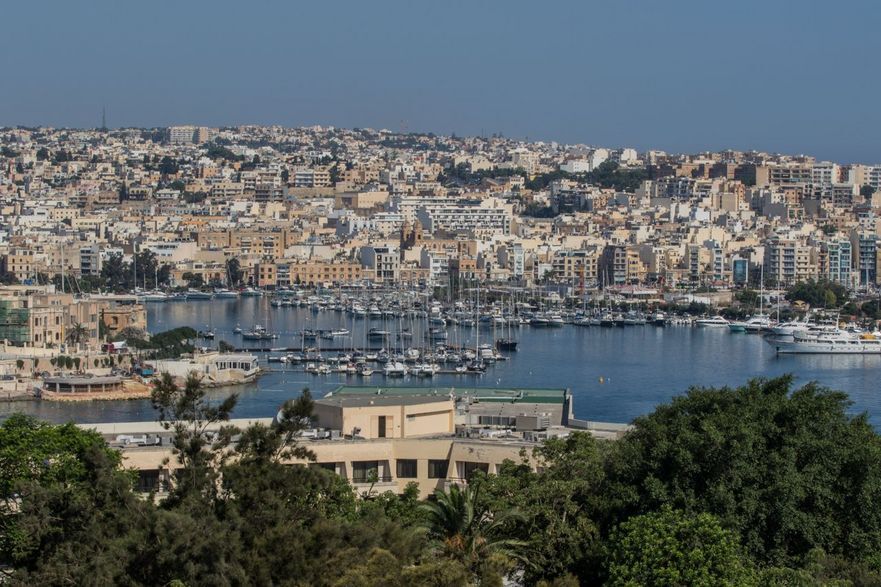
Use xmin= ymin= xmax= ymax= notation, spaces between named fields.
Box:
xmin=2 ymin=375 xmax=881 ymax=585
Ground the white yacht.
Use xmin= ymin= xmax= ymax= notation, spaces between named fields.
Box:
xmin=382 ymin=362 xmax=408 ymax=377
xmin=743 ymin=314 xmax=774 ymax=333
xmin=142 ymin=291 xmax=168 ymax=303
xmin=728 ymin=320 xmax=747 ymax=333
xmin=770 ymin=319 xmax=811 ymax=338
xmin=695 ymin=316 xmax=729 ymax=327
xmin=768 ymin=330 xmax=881 ymax=354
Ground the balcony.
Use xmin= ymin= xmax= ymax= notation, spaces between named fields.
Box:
xmin=351 ymin=474 xmax=393 ymax=484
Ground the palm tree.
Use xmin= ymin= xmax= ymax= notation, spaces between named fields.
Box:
xmin=66 ymin=322 xmax=89 ymax=347
xmin=420 ymin=483 xmax=528 ymax=571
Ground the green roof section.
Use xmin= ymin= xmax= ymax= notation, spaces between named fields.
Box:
xmin=328 ymin=385 xmax=569 ymax=405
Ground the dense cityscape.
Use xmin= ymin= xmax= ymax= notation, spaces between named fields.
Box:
xmin=2 ymin=123 xmax=880 ymax=294
xmin=6 ymin=0 xmax=881 ymax=581
xmin=3 ymin=124 xmax=881 ymax=584
xmin=0 ymin=124 xmax=880 ymax=370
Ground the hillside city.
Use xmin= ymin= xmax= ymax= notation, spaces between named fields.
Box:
xmin=6 ymin=129 xmax=881 ymax=585
xmin=2 ymin=124 xmax=879 ymax=294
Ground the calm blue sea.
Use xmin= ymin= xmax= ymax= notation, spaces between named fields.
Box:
xmin=2 ymin=298 xmax=879 ymax=425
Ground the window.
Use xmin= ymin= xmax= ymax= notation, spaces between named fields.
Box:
xmin=352 ymin=460 xmax=379 ymax=483
xmin=428 ymin=459 xmax=448 ymax=479
xmin=397 ymin=459 xmax=417 ymax=478
xmin=478 ymin=415 xmax=517 ymax=427
xmin=137 ymin=470 xmax=161 ymax=493
xmin=378 ymin=415 xmax=387 ymax=438
xmin=459 ymin=461 xmax=489 ymax=481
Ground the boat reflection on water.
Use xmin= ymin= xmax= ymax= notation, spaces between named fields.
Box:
xmin=773 ymin=352 xmax=881 ymax=371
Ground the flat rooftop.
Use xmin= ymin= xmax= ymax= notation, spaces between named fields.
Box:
xmin=316 ymin=395 xmax=452 ymax=408
xmin=44 ymin=375 xmax=124 ymax=385
xmin=327 ymin=385 xmax=569 ymax=405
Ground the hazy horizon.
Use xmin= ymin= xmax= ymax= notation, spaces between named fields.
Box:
xmin=3 ymin=0 xmax=879 ymax=162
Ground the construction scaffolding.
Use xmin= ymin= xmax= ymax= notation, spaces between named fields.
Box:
xmin=0 ymin=300 xmax=30 ymax=345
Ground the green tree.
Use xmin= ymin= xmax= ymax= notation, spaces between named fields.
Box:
xmin=786 ymin=278 xmax=849 ymax=308
xmin=65 ymin=322 xmax=89 ymax=346
xmin=735 ymin=288 xmax=759 ymax=307
xmin=100 ymin=252 xmax=130 ymax=292
xmin=225 ymin=257 xmax=243 ymax=286
xmin=420 ymin=483 xmax=527 ymax=580
xmin=150 ymin=372 xmax=238 ymax=502
xmin=477 ymin=433 xmax=604 ymax=583
xmin=0 ymin=414 xmax=124 ymax=569
xmin=182 ymin=271 xmax=204 ymax=289
xmin=602 ymin=376 xmax=881 ymax=567
xmin=606 ymin=508 xmax=753 ymax=586
xmin=158 ymin=155 xmax=179 ymax=175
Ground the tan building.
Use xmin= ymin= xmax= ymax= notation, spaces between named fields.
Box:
xmin=289 ymin=261 xmax=363 ymax=286
xmin=254 ymin=262 xmax=277 ymax=288
xmin=313 ymin=395 xmax=454 ymax=439
xmin=196 ymin=229 xmax=298 ymax=258
xmin=102 ymin=304 xmax=147 ymax=337
xmin=0 ymin=286 xmax=103 ymax=349
xmin=334 ymin=189 xmax=390 ymax=210
xmin=88 ymin=386 xmax=620 ymax=498
xmin=2 ymin=249 xmax=48 ymax=282
xmin=552 ymin=249 xmax=600 ymax=282
xmin=764 ymin=237 xmax=818 ymax=286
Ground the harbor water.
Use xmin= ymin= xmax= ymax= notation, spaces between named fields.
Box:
xmin=3 ymin=297 xmax=881 ymax=425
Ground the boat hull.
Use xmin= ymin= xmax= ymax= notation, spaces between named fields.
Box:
xmin=767 ymin=337 xmax=881 ymax=354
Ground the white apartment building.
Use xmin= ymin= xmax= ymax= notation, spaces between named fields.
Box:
xmin=360 ymin=246 xmax=400 ymax=282
xmin=811 ymin=161 xmax=839 ymax=186
xmin=293 ymin=168 xmax=332 ymax=188
xmin=415 ymin=199 xmax=513 ymax=236
xmin=420 ymin=249 xmax=449 ymax=286
xmin=142 ymin=241 xmax=199 ymax=264
xmin=560 ymin=159 xmax=591 ymax=174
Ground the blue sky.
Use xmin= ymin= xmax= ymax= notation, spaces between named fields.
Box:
xmin=2 ymin=0 xmax=879 ymax=162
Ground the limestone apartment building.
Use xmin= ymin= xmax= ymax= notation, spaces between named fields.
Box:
xmin=89 ymin=386 xmax=629 ymax=498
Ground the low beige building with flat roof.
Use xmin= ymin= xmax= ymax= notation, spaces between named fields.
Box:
xmin=313 ymin=395 xmax=454 ymax=439
xmin=83 ymin=386 xmax=628 ymax=498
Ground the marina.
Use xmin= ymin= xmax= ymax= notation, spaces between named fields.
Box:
xmin=3 ymin=295 xmax=881 ymax=426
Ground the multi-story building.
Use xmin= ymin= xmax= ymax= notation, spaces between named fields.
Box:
xmin=420 ymin=249 xmax=449 ymax=286
xmin=600 ymin=245 xmax=643 ymax=285
xmin=87 ymin=386 xmax=622 ymax=498
xmin=819 ymin=240 xmax=853 ymax=286
xmin=415 ymin=201 xmax=512 ymax=236
xmin=850 ymin=232 xmax=880 ymax=286
xmin=254 ymin=262 xmax=277 ymax=288
xmin=293 ymin=168 xmax=332 ymax=188
xmin=167 ymin=126 xmax=201 ymax=145
xmin=360 ymin=246 xmax=400 ymax=282
xmin=79 ymin=245 xmax=102 ymax=276
xmin=289 ymin=261 xmax=363 ymax=286
xmin=0 ymin=286 xmax=103 ymax=349
xmin=756 ymin=163 xmax=813 ymax=187
xmin=552 ymin=249 xmax=599 ymax=283
xmin=2 ymin=249 xmax=47 ymax=283
xmin=764 ymin=237 xmax=818 ymax=286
